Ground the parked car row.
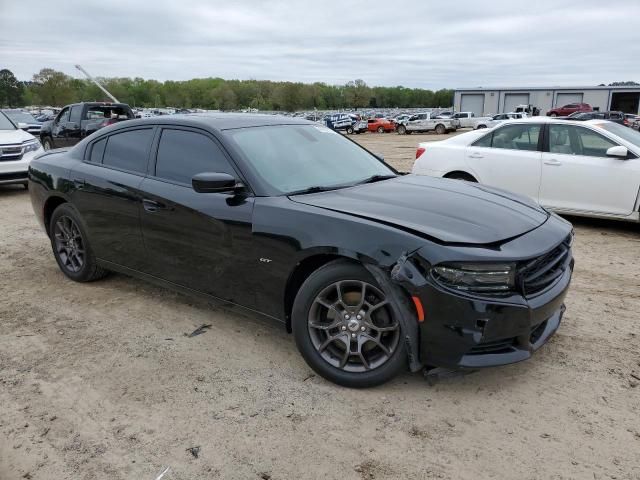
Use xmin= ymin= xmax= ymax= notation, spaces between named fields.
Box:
xmin=412 ymin=116 xmax=640 ymax=223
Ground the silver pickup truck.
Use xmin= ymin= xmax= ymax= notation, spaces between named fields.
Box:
xmin=395 ymin=112 xmax=460 ymax=135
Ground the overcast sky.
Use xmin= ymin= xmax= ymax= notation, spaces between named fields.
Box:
xmin=1 ymin=0 xmax=638 ymax=88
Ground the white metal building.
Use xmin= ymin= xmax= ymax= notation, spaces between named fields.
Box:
xmin=453 ymin=85 xmax=640 ymax=116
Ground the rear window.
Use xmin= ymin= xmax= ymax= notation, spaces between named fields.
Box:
xmin=102 ymin=129 xmax=153 ymax=174
xmin=90 ymin=138 xmax=107 ymax=163
xmin=85 ymin=106 xmax=133 ymax=121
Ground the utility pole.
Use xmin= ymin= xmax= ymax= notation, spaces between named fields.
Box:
xmin=75 ymin=65 xmax=119 ymax=103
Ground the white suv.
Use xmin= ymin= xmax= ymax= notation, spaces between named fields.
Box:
xmin=0 ymin=111 xmax=44 ymax=188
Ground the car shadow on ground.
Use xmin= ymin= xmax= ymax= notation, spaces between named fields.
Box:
xmin=0 ymin=185 xmax=29 ymax=196
xmin=561 ymin=214 xmax=639 ymax=236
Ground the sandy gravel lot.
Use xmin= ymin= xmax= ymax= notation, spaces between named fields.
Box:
xmin=1 ymin=131 xmax=640 ymax=479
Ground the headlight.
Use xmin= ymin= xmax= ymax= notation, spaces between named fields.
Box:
xmin=432 ymin=263 xmax=515 ymax=293
xmin=22 ymin=139 xmax=41 ymax=154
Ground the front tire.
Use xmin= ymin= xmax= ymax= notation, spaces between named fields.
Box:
xmin=50 ymin=203 xmax=108 ymax=282
xmin=377 ymin=126 xmax=385 ymax=133
xmin=346 ymin=126 xmax=354 ymax=134
xmin=292 ymin=260 xmax=406 ymax=388
xmin=42 ymin=137 xmax=53 ymax=151
xmin=396 ymin=125 xmax=406 ymax=135
xmin=435 ymin=124 xmax=446 ymax=135
xmin=549 ymin=113 xmax=557 ymax=117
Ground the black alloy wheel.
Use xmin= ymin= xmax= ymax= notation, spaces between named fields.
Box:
xmin=292 ymin=261 xmax=405 ymax=387
xmin=53 ymin=215 xmax=85 ymax=273
xmin=50 ymin=204 xmax=108 ymax=282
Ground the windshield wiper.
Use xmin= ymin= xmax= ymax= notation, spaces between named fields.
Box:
xmin=287 ymin=185 xmax=344 ymax=196
xmin=355 ymin=174 xmax=397 ymax=185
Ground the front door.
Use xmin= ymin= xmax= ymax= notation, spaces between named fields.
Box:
xmin=465 ymin=122 xmax=543 ymax=201
xmin=139 ymin=127 xmax=256 ymax=307
xmin=539 ymin=124 xmax=640 ymax=216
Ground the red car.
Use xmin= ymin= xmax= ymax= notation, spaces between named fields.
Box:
xmin=546 ymin=103 xmax=592 ymax=117
xmin=367 ymin=118 xmax=395 ymax=133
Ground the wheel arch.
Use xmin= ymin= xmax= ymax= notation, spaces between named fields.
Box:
xmin=444 ymin=170 xmax=478 ymax=182
xmin=283 ymin=252 xmax=365 ymax=333
xmin=43 ymin=195 xmax=68 ymax=237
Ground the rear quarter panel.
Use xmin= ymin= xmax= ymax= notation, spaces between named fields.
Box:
xmin=411 ymin=141 xmax=473 ymax=179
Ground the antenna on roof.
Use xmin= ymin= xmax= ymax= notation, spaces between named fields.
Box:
xmin=75 ymin=65 xmax=119 ymax=103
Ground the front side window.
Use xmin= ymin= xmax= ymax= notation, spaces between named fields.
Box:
xmin=472 ymin=132 xmax=492 ymax=148
xmin=57 ymin=108 xmax=70 ymax=124
xmin=548 ymin=125 xmax=619 ymax=157
xmin=226 ymin=125 xmax=395 ymax=195
xmin=488 ymin=124 xmax=541 ymax=151
xmin=155 ymin=129 xmax=235 ymax=185
xmin=102 ymin=128 xmax=153 ymax=173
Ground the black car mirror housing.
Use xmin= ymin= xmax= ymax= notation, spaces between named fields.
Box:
xmin=192 ymin=172 xmax=239 ymax=193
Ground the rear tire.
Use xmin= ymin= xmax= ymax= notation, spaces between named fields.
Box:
xmin=377 ymin=126 xmax=385 ymax=133
xmin=23 ymin=182 xmax=28 ymax=190
xmin=397 ymin=125 xmax=406 ymax=135
xmin=49 ymin=203 xmax=108 ymax=282
xmin=549 ymin=113 xmax=557 ymax=117
xmin=346 ymin=126 xmax=354 ymax=134
xmin=435 ymin=124 xmax=446 ymax=135
xmin=42 ymin=137 xmax=53 ymax=151
xmin=292 ymin=260 xmax=406 ymax=388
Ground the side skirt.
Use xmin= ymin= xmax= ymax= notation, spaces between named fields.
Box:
xmin=97 ymin=258 xmax=285 ymax=326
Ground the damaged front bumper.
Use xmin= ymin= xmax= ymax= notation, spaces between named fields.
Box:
xmin=370 ymin=223 xmax=574 ymax=372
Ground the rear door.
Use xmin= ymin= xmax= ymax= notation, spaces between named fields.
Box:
xmin=539 ymin=124 xmax=640 ymax=215
xmin=464 ymin=123 xmax=543 ymax=201
xmin=138 ymin=127 xmax=256 ymax=305
xmin=70 ymin=127 xmax=154 ymax=271
xmin=65 ymin=105 xmax=84 ymax=146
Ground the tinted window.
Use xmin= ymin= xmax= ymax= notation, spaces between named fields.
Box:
xmin=549 ymin=125 xmax=618 ymax=157
xmin=69 ymin=105 xmax=83 ymax=123
xmin=102 ymin=129 xmax=153 ymax=173
xmin=90 ymin=138 xmax=107 ymax=163
xmin=155 ymin=129 xmax=235 ymax=184
xmin=490 ymin=124 xmax=541 ymax=151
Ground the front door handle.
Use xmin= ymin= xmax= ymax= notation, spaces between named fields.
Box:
xmin=544 ymin=159 xmax=562 ymax=166
xmin=142 ymin=199 xmax=165 ymax=213
xmin=468 ymin=153 xmax=484 ymax=159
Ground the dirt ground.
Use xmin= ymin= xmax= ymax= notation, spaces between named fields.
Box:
xmin=1 ymin=131 xmax=640 ymax=480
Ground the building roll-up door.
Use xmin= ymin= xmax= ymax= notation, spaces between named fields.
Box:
xmin=555 ymin=93 xmax=584 ymax=106
xmin=503 ymin=93 xmax=530 ymax=113
xmin=460 ymin=94 xmax=485 ymax=116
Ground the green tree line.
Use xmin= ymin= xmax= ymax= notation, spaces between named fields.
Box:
xmin=1 ymin=68 xmax=453 ymax=111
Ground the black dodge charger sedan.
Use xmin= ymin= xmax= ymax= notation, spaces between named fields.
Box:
xmin=28 ymin=114 xmax=574 ymax=387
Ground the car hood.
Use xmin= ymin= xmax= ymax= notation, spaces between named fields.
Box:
xmin=0 ymin=128 xmax=35 ymax=144
xmin=289 ymin=175 xmax=549 ymax=245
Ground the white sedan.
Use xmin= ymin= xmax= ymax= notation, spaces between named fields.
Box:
xmin=412 ymin=117 xmax=640 ymax=222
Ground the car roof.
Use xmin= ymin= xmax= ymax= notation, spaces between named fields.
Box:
xmin=97 ymin=113 xmax=314 ymax=132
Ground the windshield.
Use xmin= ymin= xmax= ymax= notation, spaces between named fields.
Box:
xmin=226 ymin=125 xmax=395 ymax=195
xmin=594 ymin=121 xmax=640 ymax=147
xmin=4 ymin=111 xmax=35 ymax=123
xmin=0 ymin=111 xmax=17 ymax=130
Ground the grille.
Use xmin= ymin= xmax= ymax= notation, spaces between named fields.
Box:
xmin=469 ymin=337 xmax=517 ymax=355
xmin=0 ymin=144 xmax=24 ymax=162
xmin=518 ymin=236 xmax=572 ymax=297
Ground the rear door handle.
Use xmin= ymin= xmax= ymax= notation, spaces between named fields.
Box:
xmin=142 ymin=199 xmax=165 ymax=213
xmin=544 ymin=159 xmax=562 ymax=166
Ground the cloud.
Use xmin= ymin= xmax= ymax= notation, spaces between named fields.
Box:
xmin=1 ymin=0 xmax=639 ymax=88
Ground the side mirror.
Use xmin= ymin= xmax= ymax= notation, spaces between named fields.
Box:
xmin=374 ymin=153 xmax=385 ymax=161
xmin=192 ymin=172 xmax=239 ymax=193
xmin=606 ymin=145 xmax=628 ymax=158
xmin=18 ymin=122 xmax=29 ymax=131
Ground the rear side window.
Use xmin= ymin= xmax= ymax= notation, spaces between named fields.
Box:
xmin=102 ymin=129 xmax=153 ymax=173
xmin=90 ymin=138 xmax=106 ymax=163
xmin=472 ymin=133 xmax=493 ymax=147
xmin=155 ymin=129 xmax=235 ymax=185
xmin=490 ymin=124 xmax=541 ymax=151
